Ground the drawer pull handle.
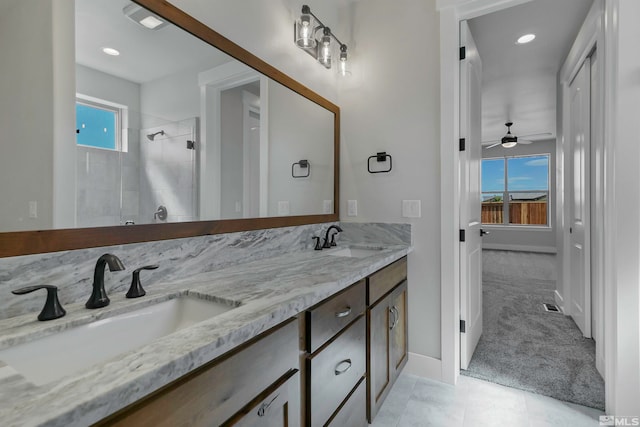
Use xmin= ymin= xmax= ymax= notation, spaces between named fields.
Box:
xmin=389 ymin=307 xmax=396 ymax=330
xmin=335 ymin=307 xmax=352 ymax=318
xmin=257 ymin=394 xmax=280 ymax=417
xmin=334 ymin=359 xmax=352 ymax=375
xmin=390 ymin=306 xmax=399 ymax=330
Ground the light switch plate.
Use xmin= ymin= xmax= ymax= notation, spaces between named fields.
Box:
xmin=323 ymin=200 xmax=333 ymax=214
xmin=347 ymin=200 xmax=357 ymax=217
xmin=278 ymin=201 xmax=290 ymax=216
xmin=402 ymin=200 xmax=421 ymax=218
xmin=28 ymin=201 xmax=37 ymax=219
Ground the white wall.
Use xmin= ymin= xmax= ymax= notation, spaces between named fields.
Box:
xmin=140 ymin=65 xmax=201 ymax=126
xmin=481 ymin=139 xmax=557 ymax=252
xmin=0 ymin=1 xmax=56 ymax=231
xmin=168 ymin=0 xmax=339 ymax=105
xmin=220 ymin=86 xmax=245 ymax=219
xmin=609 ymin=0 xmax=640 ymax=414
xmin=268 ymin=79 xmax=334 ymax=216
xmin=338 ymin=0 xmax=442 ymax=359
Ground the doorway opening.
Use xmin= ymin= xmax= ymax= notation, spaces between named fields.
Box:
xmin=456 ymin=0 xmax=605 ymax=410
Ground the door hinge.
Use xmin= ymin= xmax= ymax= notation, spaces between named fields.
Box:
xmin=459 ymin=229 xmax=465 ymax=242
xmin=459 ymin=138 xmax=466 ymax=151
xmin=459 ymin=46 xmax=466 ymax=60
xmin=460 ymin=319 xmax=466 ymax=333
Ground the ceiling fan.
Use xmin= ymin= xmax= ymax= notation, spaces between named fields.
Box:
xmin=483 ymin=122 xmax=547 ymax=149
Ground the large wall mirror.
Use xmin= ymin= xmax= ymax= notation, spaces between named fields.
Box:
xmin=0 ymin=0 xmax=339 ymax=257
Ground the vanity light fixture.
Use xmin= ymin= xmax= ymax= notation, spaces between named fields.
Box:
xmin=294 ymin=5 xmax=349 ymax=74
xmin=123 ymin=3 xmax=168 ymax=30
xmin=516 ymin=33 xmax=536 ymax=44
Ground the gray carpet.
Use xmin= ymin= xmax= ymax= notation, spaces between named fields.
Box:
xmin=461 ymin=267 xmax=605 ymax=410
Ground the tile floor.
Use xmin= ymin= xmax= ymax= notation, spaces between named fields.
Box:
xmin=371 ymin=373 xmax=604 ymax=427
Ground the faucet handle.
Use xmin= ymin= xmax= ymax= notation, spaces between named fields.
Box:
xmin=12 ymin=285 xmax=66 ymax=321
xmin=312 ymin=236 xmax=323 ymax=251
xmin=126 ymin=265 xmax=159 ymax=298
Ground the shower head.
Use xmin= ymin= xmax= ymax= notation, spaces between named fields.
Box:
xmin=147 ymin=130 xmax=165 ymax=141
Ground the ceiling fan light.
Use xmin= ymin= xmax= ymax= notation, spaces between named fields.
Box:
xmin=502 ymin=141 xmax=517 ymax=148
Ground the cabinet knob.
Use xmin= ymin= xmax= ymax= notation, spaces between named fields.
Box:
xmin=334 ymin=359 xmax=352 ymax=375
xmin=335 ymin=307 xmax=352 ymax=318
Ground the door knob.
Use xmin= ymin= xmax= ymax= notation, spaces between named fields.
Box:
xmin=480 ymin=229 xmax=490 ymax=236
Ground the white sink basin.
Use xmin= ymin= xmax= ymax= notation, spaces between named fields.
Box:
xmin=326 ymin=247 xmax=384 ymax=258
xmin=0 ymin=295 xmax=236 ymax=386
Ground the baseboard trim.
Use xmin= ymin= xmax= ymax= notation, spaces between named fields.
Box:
xmin=404 ymin=352 xmax=442 ymax=381
xmin=554 ymin=290 xmax=565 ymax=314
xmin=483 ymin=243 xmax=557 ymax=254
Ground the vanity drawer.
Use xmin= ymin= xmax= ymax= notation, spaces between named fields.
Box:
xmin=307 ymin=316 xmax=366 ymax=427
xmin=327 ymin=377 xmax=367 ymax=427
xmin=306 ymin=280 xmax=365 ymax=353
xmin=367 ymin=257 xmax=407 ymax=305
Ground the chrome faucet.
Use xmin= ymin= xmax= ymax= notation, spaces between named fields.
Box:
xmin=86 ymin=254 xmax=125 ymax=309
xmin=323 ymin=225 xmax=343 ymax=248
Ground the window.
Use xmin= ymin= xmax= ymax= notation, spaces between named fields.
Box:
xmin=76 ymin=99 xmax=121 ymax=151
xmin=481 ymin=154 xmax=549 ymax=226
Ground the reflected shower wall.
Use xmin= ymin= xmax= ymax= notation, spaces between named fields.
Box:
xmin=139 ymin=117 xmax=199 ymax=224
xmin=75 ymin=111 xmax=199 ymax=227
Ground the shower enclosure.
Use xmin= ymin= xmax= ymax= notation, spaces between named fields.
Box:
xmin=75 ymin=112 xmax=199 ymax=227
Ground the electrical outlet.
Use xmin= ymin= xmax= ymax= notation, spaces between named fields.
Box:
xmin=323 ymin=200 xmax=333 ymax=214
xmin=28 ymin=201 xmax=38 ymax=219
xmin=278 ymin=201 xmax=290 ymax=216
xmin=402 ymin=200 xmax=421 ymax=218
xmin=347 ymin=200 xmax=358 ymax=217
xmin=235 ymin=201 xmax=242 ymax=213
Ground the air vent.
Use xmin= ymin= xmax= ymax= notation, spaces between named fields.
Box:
xmin=543 ymin=303 xmax=560 ymax=313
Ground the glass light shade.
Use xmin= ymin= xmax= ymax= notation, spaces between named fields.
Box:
xmin=318 ymin=34 xmax=332 ymax=68
xmin=502 ymin=141 xmax=517 ymax=148
xmin=338 ymin=50 xmax=350 ymax=76
xmin=295 ymin=15 xmax=316 ymax=48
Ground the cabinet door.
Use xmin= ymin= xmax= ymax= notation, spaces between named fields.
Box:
xmin=367 ymin=297 xmax=391 ymax=422
xmin=226 ymin=370 xmax=300 ymax=427
xmin=390 ymin=280 xmax=408 ymax=380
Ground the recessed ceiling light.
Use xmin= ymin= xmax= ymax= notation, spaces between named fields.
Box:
xmin=516 ymin=34 xmax=536 ymax=44
xmin=102 ymin=47 xmax=120 ymax=56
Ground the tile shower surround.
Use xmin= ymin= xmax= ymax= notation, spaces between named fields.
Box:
xmin=0 ymin=222 xmax=410 ymax=320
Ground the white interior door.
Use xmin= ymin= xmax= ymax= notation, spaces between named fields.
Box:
xmin=569 ymin=58 xmax=591 ymax=338
xmin=459 ymin=21 xmax=483 ymax=370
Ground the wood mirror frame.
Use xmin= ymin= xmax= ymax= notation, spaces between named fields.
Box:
xmin=0 ymin=0 xmax=339 ymax=258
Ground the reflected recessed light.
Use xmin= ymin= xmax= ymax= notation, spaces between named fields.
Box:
xmin=516 ymin=34 xmax=536 ymax=44
xmin=102 ymin=47 xmax=120 ymax=56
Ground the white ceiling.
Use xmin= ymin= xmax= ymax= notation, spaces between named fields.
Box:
xmin=75 ymin=0 xmax=233 ymax=84
xmin=468 ymin=0 xmax=592 ymax=143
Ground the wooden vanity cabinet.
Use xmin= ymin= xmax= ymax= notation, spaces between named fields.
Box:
xmin=95 ymin=319 xmax=300 ymax=427
xmin=303 ymin=280 xmax=367 ymax=427
xmin=222 ymin=370 xmax=300 ymax=427
xmin=366 ymin=257 xmax=408 ymax=423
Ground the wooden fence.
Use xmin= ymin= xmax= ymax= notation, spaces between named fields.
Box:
xmin=481 ymin=201 xmax=547 ymax=225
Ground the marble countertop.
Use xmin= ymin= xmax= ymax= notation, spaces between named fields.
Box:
xmin=0 ymin=243 xmax=410 ymax=427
